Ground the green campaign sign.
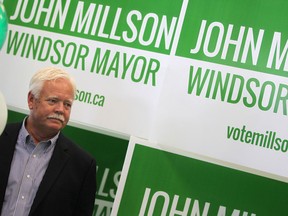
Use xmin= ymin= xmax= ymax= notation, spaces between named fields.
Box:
xmin=177 ymin=0 xmax=288 ymax=78
xmin=148 ymin=0 xmax=288 ymax=179
xmin=2 ymin=0 xmax=182 ymax=139
xmin=4 ymin=0 xmax=185 ymax=54
xmin=113 ymin=137 xmax=288 ymax=216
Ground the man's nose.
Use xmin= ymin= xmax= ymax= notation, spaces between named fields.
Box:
xmin=55 ymin=101 xmax=65 ymax=113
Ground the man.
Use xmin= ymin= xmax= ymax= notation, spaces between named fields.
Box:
xmin=0 ymin=67 xmax=97 ymax=216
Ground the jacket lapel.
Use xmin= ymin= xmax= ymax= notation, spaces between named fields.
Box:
xmin=29 ymin=134 xmax=70 ymax=215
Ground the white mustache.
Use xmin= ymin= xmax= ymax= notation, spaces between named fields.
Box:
xmin=47 ymin=114 xmax=65 ymax=122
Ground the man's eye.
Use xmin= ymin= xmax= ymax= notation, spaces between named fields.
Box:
xmin=47 ymin=99 xmax=57 ymax=104
xmin=64 ymin=103 xmax=72 ymax=108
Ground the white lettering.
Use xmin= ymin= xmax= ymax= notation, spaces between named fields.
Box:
xmin=267 ymin=32 xmax=288 ymax=71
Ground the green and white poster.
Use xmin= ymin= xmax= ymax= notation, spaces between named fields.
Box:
xmin=149 ymin=0 xmax=288 ymax=180
xmin=0 ymin=0 xmax=184 ymax=138
xmin=0 ymin=0 xmax=288 ymax=215
xmin=112 ymin=137 xmax=288 ymax=216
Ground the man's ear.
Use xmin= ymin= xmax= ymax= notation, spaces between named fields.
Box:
xmin=27 ymin=92 xmax=35 ymax=110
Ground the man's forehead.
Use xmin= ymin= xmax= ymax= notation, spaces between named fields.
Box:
xmin=47 ymin=95 xmax=70 ymax=99
xmin=45 ymin=95 xmax=73 ymax=101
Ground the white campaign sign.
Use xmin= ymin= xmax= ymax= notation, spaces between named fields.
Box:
xmin=0 ymin=24 xmax=169 ymax=138
xmin=150 ymin=56 xmax=288 ymax=181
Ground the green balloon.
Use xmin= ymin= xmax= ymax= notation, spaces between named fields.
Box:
xmin=0 ymin=3 xmax=8 ymax=50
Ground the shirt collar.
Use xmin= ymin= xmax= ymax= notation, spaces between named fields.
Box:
xmin=19 ymin=117 xmax=59 ymax=152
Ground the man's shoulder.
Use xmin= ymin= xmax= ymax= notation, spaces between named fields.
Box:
xmin=5 ymin=122 xmax=22 ymax=128
xmin=1 ymin=122 xmax=22 ymax=136
xmin=0 ymin=122 xmax=22 ymax=149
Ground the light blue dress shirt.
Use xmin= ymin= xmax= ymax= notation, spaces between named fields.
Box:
xmin=1 ymin=120 xmax=58 ymax=216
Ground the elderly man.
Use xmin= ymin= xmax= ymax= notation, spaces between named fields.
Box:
xmin=0 ymin=67 xmax=97 ymax=216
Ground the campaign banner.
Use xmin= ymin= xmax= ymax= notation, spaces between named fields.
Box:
xmin=149 ymin=0 xmax=288 ymax=180
xmin=0 ymin=0 xmax=187 ymax=138
xmin=1 ymin=0 xmax=288 ymax=214
xmin=112 ymin=137 xmax=288 ymax=216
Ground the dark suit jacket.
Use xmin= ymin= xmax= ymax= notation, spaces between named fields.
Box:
xmin=0 ymin=122 xmax=97 ymax=216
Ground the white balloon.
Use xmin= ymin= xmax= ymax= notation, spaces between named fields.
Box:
xmin=0 ymin=91 xmax=7 ymax=135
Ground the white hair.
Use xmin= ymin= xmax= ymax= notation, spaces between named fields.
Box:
xmin=29 ymin=67 xmax=76 ymax=99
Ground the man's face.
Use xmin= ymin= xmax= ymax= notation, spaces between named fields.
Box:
xmin=28 ymin=78 xmax=74 ymax=135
